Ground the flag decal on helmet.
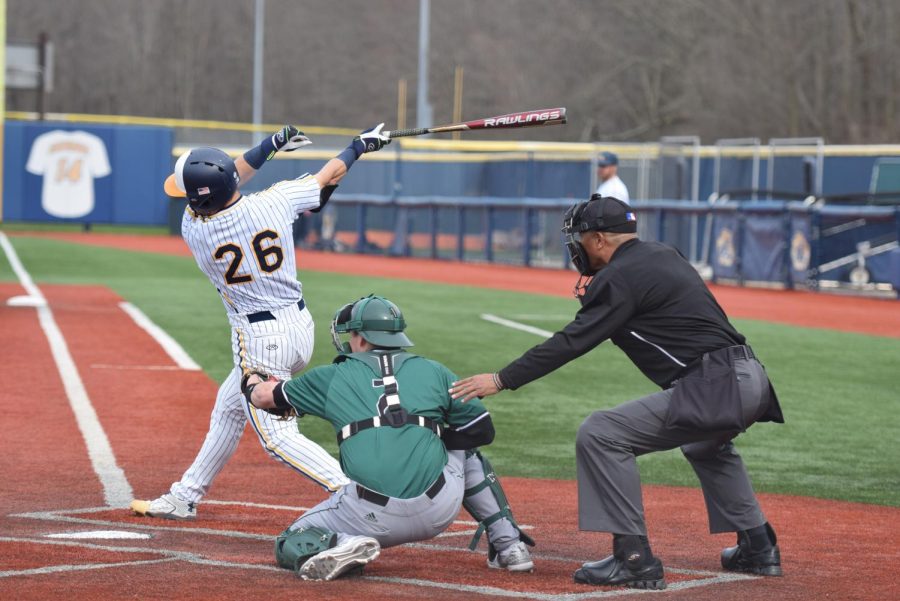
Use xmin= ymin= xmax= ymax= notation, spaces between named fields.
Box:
xmin=197 ymin=186 xmax=210 ymax=195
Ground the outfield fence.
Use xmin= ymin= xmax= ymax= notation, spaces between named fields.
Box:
xmin=2 ymin=112 xmax=899 ymax=295
xmin=321 ymin=195 xmax=900 ymax=294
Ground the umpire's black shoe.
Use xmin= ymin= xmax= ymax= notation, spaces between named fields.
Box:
xmin=721 ymin=523 xmax=783 ymax=577
xmin=573 ymin=555 xmax=666 ymax=589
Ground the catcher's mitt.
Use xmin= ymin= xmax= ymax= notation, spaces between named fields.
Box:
xmin=241 ymin=371 xmax=296 ymax=419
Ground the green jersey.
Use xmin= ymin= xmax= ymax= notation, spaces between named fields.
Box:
xmin=283 ymin=351 xmax=488 ymax=499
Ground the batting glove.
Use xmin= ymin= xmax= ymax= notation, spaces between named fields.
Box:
xmin=272 ymin=125 xmax=312 ymax=152
xmin=351 ymin=123 xmax=391 ymax=156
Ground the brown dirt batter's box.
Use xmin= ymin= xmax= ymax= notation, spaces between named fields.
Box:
xmin=5 ymin=502 xmax=755 ymax=599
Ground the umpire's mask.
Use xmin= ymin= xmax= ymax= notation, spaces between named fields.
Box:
xmin=563 ymin=195 xmax=637 ymax=297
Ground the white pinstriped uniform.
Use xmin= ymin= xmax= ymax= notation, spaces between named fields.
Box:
xmin=171 ymin=175 xmax=349 ymax=504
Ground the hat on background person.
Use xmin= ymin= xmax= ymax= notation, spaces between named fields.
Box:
xmin=597 ymin=151 xmax=619 ymax=167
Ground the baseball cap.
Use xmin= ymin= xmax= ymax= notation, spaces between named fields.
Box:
xmin=597 ymin=151 xmax=619 ymax=167
xmin=578 ymin=195 xmax=636 ymax=233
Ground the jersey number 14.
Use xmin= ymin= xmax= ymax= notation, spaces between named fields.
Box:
xmin=214 ymin=230 xmax=284 ymax=285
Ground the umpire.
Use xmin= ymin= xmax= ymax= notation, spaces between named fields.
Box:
xmin=450 ymin=195 xmax=784 ymax=590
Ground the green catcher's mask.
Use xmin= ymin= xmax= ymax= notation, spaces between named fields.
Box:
xmin=330 ymin=294 xmax=414 ymax=353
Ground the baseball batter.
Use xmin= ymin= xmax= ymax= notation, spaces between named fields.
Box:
xmin=131 ymin=124 xmax=391 ymax=519
xmin=244 ymin=295 xmax=535 ymax=580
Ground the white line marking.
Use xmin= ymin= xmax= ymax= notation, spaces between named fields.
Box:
xmin=0 ymin=535 xmax=754 ymax=596
xmin=14 ymin=507 xmax=735 ymax=574
xmin=364 ymin=572 xmax=755 ymax=600
xmin=0 ymin=558 xmax=178 ymax=578
xmin=118 ymin=301 xmax=201 ymax=370
xmin=12 ymin=510 xmax=273 ymax=540
xmin=14 ymin=506 xmax=532 ymax=544
xmin=481 ymin=314 xmax=554 ymax=338
xmin=4 ymin=512 xmax=757 ymax=597
xmin=0 ymin=536 xmax=278 ymax=576
xmin=0 ymin=233 xmax=133 ymax=508
xmin=507 ymin=314 xmax=572 ymax=321
xmin=202 ymin=499 xmax=311 ymax=512
xmin=44 ymin=530 xmax=152 ymax=540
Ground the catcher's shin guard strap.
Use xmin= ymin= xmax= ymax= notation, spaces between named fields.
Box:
xmin=462 ymin=450 xmax=534 ymax=551
xmin=274 ymin=526 xmax=337 ymax=571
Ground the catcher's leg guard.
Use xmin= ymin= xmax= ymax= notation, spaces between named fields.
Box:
xmin=274 ymin=526 xmax=337 ymax=571
xmin=462 ymin=449 xmax=535 ymax=554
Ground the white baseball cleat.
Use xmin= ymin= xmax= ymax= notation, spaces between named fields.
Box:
xmin=298 ymin=535 xmax=381 ymax=581
xmin=488 ymin=541 xmax=535 ymax=572
xmin=130 ymin=493 xmax=196 ymax=521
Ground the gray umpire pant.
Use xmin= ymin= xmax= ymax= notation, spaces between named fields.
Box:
xmin=576 ymin=357 xmax=772 ymax=536
xmin=289 ymin=450 xmax=520 ymax=550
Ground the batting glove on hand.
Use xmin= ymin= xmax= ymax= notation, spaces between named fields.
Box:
xmin=351 ymin=123 xmax=391 ymax=157
xmin=272 ymin=125 xmax=312 ymax=152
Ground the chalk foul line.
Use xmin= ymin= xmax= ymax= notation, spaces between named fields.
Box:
xmin=481 ymin=313 xmax=554 ymax=338
xmin=118 ymin=301 xmax=201 ymax=370
xmin=0 ymin=232 xmax=133 ymax=508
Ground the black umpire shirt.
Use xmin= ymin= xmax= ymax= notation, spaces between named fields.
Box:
xmin=498 ymin=238 xmax=747 ymax=391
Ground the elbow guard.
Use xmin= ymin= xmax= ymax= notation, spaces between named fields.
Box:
xmin=310 ymin=185 xmax=337 ymax=213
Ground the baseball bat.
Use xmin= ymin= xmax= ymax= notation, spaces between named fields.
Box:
xmin=385 ymin=107 xmax=567 ymax=138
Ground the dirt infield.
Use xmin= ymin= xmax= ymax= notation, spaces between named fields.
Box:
xmin=2 ymin=279 xmax=898 ymax=600
xmin=11 ymin=230 xmax=900 ymax=338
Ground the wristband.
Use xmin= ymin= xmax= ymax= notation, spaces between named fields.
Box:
xmin=243 ymin=135 xmax=279 ymax=170
xmin=337 ymin=146 xmax=358 ymax=170
xmin=492 ymin=372 xmax=505 ymax=391
xmin=273 ymin=382 xmax=290 ymax=409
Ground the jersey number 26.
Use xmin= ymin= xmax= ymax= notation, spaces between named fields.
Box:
xmin=214 ymin=230 xmax=284 ymax=285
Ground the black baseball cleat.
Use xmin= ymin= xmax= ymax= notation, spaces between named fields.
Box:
xmin=573 ymin=555 xmax=667 ymax=589
xmin=721 ymin=523 xmax=783 ymax=577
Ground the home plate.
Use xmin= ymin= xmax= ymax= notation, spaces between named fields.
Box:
xmin=44 ymin=530 xmax=152 ymax=540
xmin=7 ymin=295 xmax=47 ymax=308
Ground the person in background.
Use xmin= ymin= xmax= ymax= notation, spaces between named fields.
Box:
xmin=596 ymin=151 xmax=630 ymax=203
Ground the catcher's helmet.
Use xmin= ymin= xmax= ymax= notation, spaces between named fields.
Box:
xmin=331 ymin=294 xmax=414 ymax=353
xmin=164 ymin=147 xmax=240 ymax=216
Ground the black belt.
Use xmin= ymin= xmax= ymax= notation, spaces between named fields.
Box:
xmin=356 ymin=472 xmax=446 ymax=507
xmin=247 ymin=299 xmax=305 ymax=324
xmin=679 ymin=344 xmax=756 ymax=380
xmin=709 ymin=344 xmax=756 ymax=363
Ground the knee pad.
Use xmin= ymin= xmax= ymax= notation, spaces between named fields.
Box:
xmin=274 ymin=526 xmax=337 ymax=571
xmin=462 ymin=449 xmax=535 ymax=552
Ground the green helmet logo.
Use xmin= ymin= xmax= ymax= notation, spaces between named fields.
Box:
xmin=330 ymin=294 xmax=414 ymax=353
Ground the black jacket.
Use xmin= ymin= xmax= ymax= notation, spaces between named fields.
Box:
xmin=499 ymin=239 xmax=760 ymax=392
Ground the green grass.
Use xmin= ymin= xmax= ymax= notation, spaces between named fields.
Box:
xmin=0 ymin=222 xmax=169 ymax=236
xmin=5 ymin=235 xmax=900 ymax=506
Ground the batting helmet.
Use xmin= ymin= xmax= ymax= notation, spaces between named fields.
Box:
xmin=164 ymin=147 xmax=240 ymax=216
xmin=331 ymin=294 xmax=414 ymax=353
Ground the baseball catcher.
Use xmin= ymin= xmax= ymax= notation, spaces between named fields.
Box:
xmin=244 ymin=295 xmax=535 ymax=580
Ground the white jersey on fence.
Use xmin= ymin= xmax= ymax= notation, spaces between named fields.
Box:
xmin=181 ymin=174 xmax=321 ymax=315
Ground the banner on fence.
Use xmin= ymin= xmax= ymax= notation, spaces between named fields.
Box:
xmin=3 ymin=121 xmax=172 ymax=224
xmin=712 ymin=210 xmax=740 ymax=280
xmin=742 ymin=210 xmax=788 ymax=283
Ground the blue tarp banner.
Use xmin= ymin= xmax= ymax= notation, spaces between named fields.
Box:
xmin=3 ymin=121 xmax=173 ymax=224
xmin=741 ymin=210 xmax=788 ymax=283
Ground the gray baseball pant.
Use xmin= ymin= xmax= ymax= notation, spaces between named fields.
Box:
xmin=576 ymin=357 xmax=772 ymax=535
xmin=289 ymin=450 xmax=520 ymax=550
